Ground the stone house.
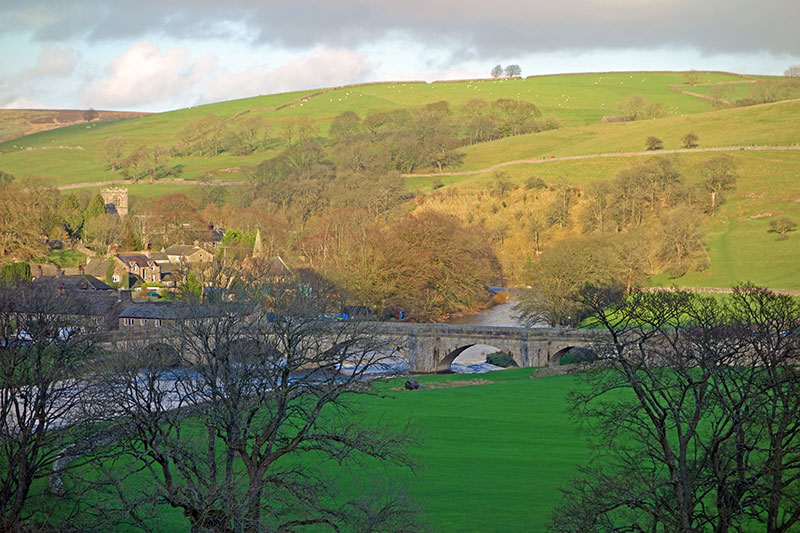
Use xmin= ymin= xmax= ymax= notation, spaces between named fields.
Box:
xmin=115 ymin=254 xmax=161 ymax=284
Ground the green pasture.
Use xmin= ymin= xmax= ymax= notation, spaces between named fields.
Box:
xmin=31 ymin=370 xmax=584 ymax=531
xmin=453 ymin=99 xmax=800 ymax=172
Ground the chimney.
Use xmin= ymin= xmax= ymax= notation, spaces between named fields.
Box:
xmin=78 ymin=264 xmax=85 ymax=274
xmin=36 ymin=265 xmax=43 ymax=279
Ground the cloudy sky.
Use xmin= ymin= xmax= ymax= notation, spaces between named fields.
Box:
xmin=1 ymin=0 xmax=798 ymax=112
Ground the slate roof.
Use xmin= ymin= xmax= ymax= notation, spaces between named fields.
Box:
xmin=149 ymin=251 xmax=170 ymax=262
xmin=118 ymin=254 xmax=154 ymax=267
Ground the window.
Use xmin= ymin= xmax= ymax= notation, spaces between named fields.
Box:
xmin=140 ymin=319 xmax=146 ymax=326
xmin=142 ymin=268 xmax=147 ymax=278
xmin=112 ymin=275 xmax=120 ymax=282
xmin=154 ymin=319 xmax=162 ymax=327
xmin=123 ymin=318 xmax=135 ymax=326
xmin=152 ymin=274 xmax=156 ymax=282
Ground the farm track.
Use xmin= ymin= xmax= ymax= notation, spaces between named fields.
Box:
xmin=55 ymin=144 xmax=800 ymax=190
xmin=401 ymin=145 xmax=800 ymax=178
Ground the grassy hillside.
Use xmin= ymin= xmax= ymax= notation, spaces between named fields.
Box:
xmin=0 ymin=71 xmax=747 ymax=186
xmin=0 ymin=109 xmax=149 ymax=144
xmin=412 ymin=149 xmax=800 ymax=289
xmin=1 ymin=70 xmax=798 ymax=290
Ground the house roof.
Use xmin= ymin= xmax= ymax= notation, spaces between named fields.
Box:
xmin=149 ymin=251 xmax=170 ymax=262
xmin=164 ymin=245 xmax=207 ymax=257
xmin=32 ymin=263 xmax=62 ymax=278
xmin=59 ymin=275 xmax=114 ymax=291
xmin=83 ymin=258 xmax=114 ymax=277
xmin=18 ymin=279 xmax=126 ymax=317
xmin=158 ymin=262 xmax=184 ymax=275
xmin=118 ymin=254 xmax=154 ymax=268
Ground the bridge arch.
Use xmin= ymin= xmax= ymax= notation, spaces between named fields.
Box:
xmin=438 ymin=343 xmax=521 ymax=373
xmin=548 ymin=345 xmax=599 ymax=368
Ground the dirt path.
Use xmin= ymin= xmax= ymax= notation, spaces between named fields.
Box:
xmin=401 ymin=145 xmax=800 ymax=178
xmin=56 ymin=178 xmax=240 ymax=190
xmin=56 ymin=145 xmax=800 ymax=190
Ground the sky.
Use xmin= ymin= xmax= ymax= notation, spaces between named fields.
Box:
xmin=1 ymin=0 xmax=798 ymax=112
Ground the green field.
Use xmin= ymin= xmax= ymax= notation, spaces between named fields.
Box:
xmin=366 ymin=370 xmax=586 ymax=530
xmin=41 ymin=370 xmax=584 ymax=531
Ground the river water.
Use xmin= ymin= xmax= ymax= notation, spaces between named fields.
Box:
xmin=442 ymin=296 xmax=525 ymax=373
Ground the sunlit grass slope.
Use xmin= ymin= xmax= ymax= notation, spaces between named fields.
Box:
xmin=452 ymin=99 xmax=800 ymax=172
xmin=0 ymin=71 xmax=747 ymax=186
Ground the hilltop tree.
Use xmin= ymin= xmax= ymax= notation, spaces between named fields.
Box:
xmin=504 ymin=64 xmax=522 ymax=77
xmin=83 ymin=108 xmax=98 ymax=121
xmin=784 ymin=65 xmax=800 ymax=77
xmin=491 ymin=64 xmax=503 ymax=78
xmin=645 ymin=136 xmax=663 ymax=151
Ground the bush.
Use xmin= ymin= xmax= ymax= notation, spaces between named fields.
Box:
xmin=525 ymin=176 xmax=547 ymax=190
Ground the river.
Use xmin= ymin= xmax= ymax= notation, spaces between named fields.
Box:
xmin=442 ymin=295 xmax=526 ymax=373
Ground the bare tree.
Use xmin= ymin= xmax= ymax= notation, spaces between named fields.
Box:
xmin=91 ymin=265 xmax=420 ymax=532
xmin=700 ymin=154 xmax=737 ymax=214
xmin=768 ymin=216 xmax=797 ymax=240
xmin=504 ymin=64 xmax=522 ymax=77
xmin=0 ymin=281 xmax=103 ymax=531
xmin=490 ymin=64 xmax=503 ymax=78
xmin=548 ymin=285 xmax=800 ymax=532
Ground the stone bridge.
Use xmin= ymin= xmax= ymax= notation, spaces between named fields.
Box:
xmin=106 ymin=322 xmax=607 ymax=374
xmin=377 ymin=323 xmax=607 ymax=373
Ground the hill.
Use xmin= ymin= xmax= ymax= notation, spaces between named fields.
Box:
xmin=0 ymin=70 xmax=798 ymax=293
xmin=0 ymin=109 xmax=149 ymax=144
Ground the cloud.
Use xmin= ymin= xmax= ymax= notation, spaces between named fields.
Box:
xmin=4 ymin=0 xmax=798 ymax=59
xmin=30 ymin=44 xmax=81 ymax=76
xmin=1 ymin=95 xmax=48 ymax=109
xmin=81 ymin=43 xmax=377 ymax=110
xmin=201 ymin=48 xmax=377 ymax=102
xmin=82 ymin=42 xmax=200 ymax=108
